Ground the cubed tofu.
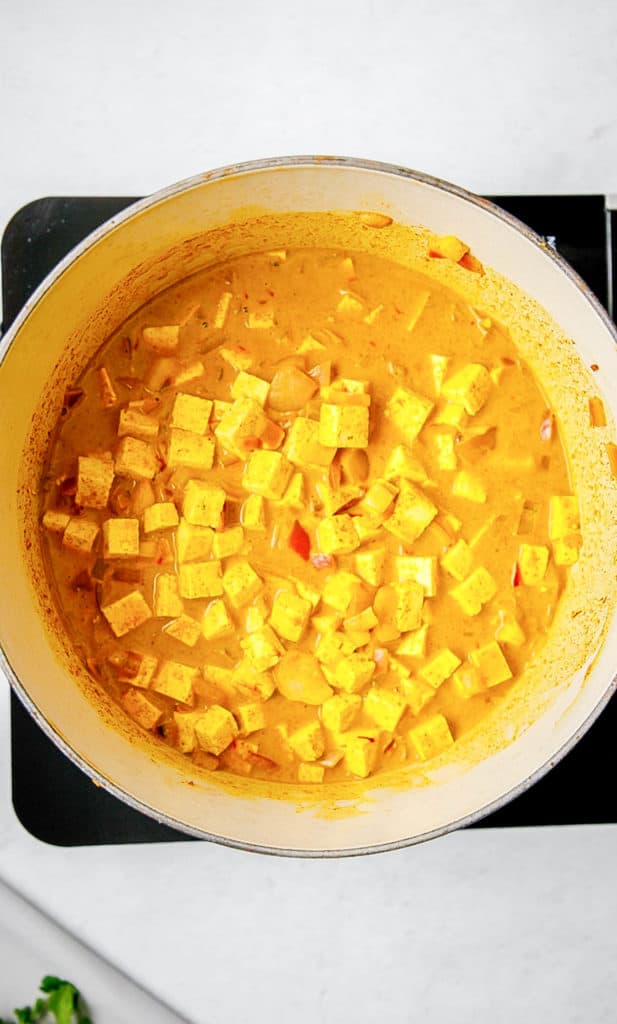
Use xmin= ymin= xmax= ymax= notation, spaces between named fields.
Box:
xmin=76 ymin=454 xmax=115 ymax=508
xmin=408 ymin=714 xmax=454 ymax=760
xmin=154 ymin=573 xmax=184 ymax=617
xmin=236 ymin=703 xmax=266 ymax=735
xmin=354 ymin=548 xmax=386 ymax=587
xmin=344 ymin=606 xmax=378 ymax=632
xmin=212 ymin=526 xmax=245 ymax=559
xmin=440 ymin=538 xmax=472 ymax=581
xmin=552 ymin=537 xmax=580 ymax=566
xmin=62 ymin=518 xmax=99 ymax=554
xmin=357 ymin=479 xmax=398 ymax=520
xmin=176 ymin=519 xmax=213 ymax=562
xmin=442 ymin=364 xmax=492 ymax=415
xmin=115 ymin=437 xmax=158 ymax=481
xmin=222 ymin=560 xmax=262 ymax=608
xmin=142 ymin=325 xmax=180 ymax=353
xmin=214 ymin=397 xmax=268 ymax=459
xmin=321 ymin=693 xmax=361 ymax=732
xmin=452 ymin=469 xmax=486 ymax=503
xmin=231 ymin=370 xmax=270 ymax=405
xmin=433 ymin=402 xmax=467 ymax=428
xmin=314 ymin=479 xmax=364 ymax=517
xmin=452 ymin=665 xmax=484 ymax=699
xmin=548 ymin=495 xmax=580 ymax=540
xmin=350 ymin=515 xmax=381 ymax=543
xmin=383 ymin=480 xmax=438 ymax=544
xmin=121 ymin=688 xmax=162 ymax=730
xmin=342 ymin=734 xmax=379 ymax=778
xmin=118 ymin=652 xmax=158 ymax=689
xmin=118 ymin=407 xmax=159 ymax=441
xmin=143 ymin=502 xmax=179 ymax=534
xmin=312 ymin=611 xmax=342 ymax=633
xmin=400 ymin=677 xmax=435 ymax=716
xmin=170 ymin=393 xmax=213 ymax=434
xmin=495 ymin=617 xmax=526 ymax=646
xmin=102 ymin=590 xmax=152 ymax=637
xmin=337 ymin=291 xmax=365 ymax=315
xmin=232 ymin=660 xmax=276 ymax=701
xmin=279 ymin=471 xmax=304 ymax=510
xmin=364 ymin=687 xmax=406 ymax=730
xmin=243 ymin=449 xmax=294 ymax=500
xmin=431 ymin=234 xmax=469 ymax=261
xmin=241 ymin=626 xmax=282 ymax=671
xmin=393 ymin=578 xmax=424 ymax=632
xmin=270 ymin=591 xmax=312 ymax=642
xmin=245 ymin=597 xmax=270 ymax=633
xmin=298 ymin=763 xmax=325 ymax=783
xmin=165 ymin=614 xmax=202 ymax=647
xmin=152 ymin=660 xmax=197 ymax=704
xmin=518 ymin=543 xmax=549 ymax=585
xmin=426 ymin=429 xmax=457 ymax=471
xmin=469 ymin=641 xmax=512 ymax=687
xmin=396 ymin=625 xmax=428 ymax=659
xmin=241 ymin=493 xmax=267 ymax=532
xmin=167 ymin=428 xmax=215 ymax=470
xmin=202 ymin=598 xmax=234 ymax=640
xmin=319 ymin=403 xmax=369 ymax=448
xmin=246 ymin=310 xmax=275 ymax=329
xmin=333 ymin=654 xmax=375 ymax=693
xmin=173 ymin=361 xmax=205 ymax=387
xmin=316 ymin=514 xmax=360 ymax=555
xmin=194 ymin=705 xmax=239 ymax=755
xmin=429 ymin=354 xmax=450 ymax=395
xmin=173 ymin=711 xmax=203 ymax=753
xmin=292 ymin=577 xmax=321 ymax=609
xmin=102 ymin=517 xmax=140 ymax=558
xmin=322 ymin=571 xmax=363 ymax=613
xmin=183 ymin=479 xmax=226 ymax=527
xmin=396 ymin=555 xmax=438 ymax=597
xmin=42 ymin=509 xmax=71 ymax=533
xmin=315 ymin=631 xmax=356 ymax=665
xmin=383 ymin=445 xmax=428 ymax=484
xmin=179 ymin=560 xmax=223 ymax=599
xmin=213 ymin=291 xmax=233 ymax=329
xmin=450 ymin=567 xmax=497 ymax=616
xmin=284 ymin=417 xmax=336 ymax=467
xmin=385 ymin=386 xmax=434 ymax=444
xmin=288 ymin=721 xmax=325 ymax=761
xmin=419 ymin=648 xmax=461 ymax=689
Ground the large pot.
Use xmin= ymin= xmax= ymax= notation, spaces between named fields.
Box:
xmin=1 ymin=156 xmax=616 ymax=856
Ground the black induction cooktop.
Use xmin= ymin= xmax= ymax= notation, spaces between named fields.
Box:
xmin=3 ymin=194 xmax=616 ymax=846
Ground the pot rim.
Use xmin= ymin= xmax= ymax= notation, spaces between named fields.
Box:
xmin=2 ymin=154 xmax=617 ymax=857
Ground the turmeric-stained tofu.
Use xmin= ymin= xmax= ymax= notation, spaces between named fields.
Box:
xmin=143 ymin=502 xmax=179 ymax=534
xmin=245 ymin=597 xmax=270 ymax=633
xmin=442 ymin=363 xmax=492 ymax=415
xmin=118 ymin=652 xmax=158 ymax=689
xmin=270 ymin=591 xmax=312 ymax=642
xmin=396 ymin=624 xmax=428 ymax=659
xmin=408 ymin=714 xmax=454 ymax=760
xmin=154 ymin=574 xmax=184 ymax=617
xmin=452 ymin=469 xmax=486 ymax=503
xmin=419 ymin=648 xmax=461 ymax=689
xmin=552 ymin=538 xmax=580 ymax=566
xmin=167 ymin=428 xmax=215 ymax=470
xmin=62 ymin=518 xmax=99 ymax=554
xmin=284 ymin=417 xmax=336 ymax=467
xmin=395 ymin=555 xmax=437 ymax=597
xmin=315 ymin=631 xmax=356 ymax=665
xmin=195 ymin=705 xmax=238 ymax=755
xmin=333 ymin=653 xmax=375 ymax=693
xmin=241 ymin=493 xmax=267 ymax=532
xmin=246 ymin=310 xmax=275 ymax=329
xmin=425 ymin=429 xmax=457 ymax=471
xmin=469 ymin=641 xmax=512 ymax=687
xmin=354 ymin=547 xmax=386 ymax=587
xmin=214 ymin=397 xmax=268 ymax=459
xmin=222 ymin=560 xmax=262 ymax=609
xmin=385 ymin=386 xmax=433 ymax=444
xmin=102 ymin=517 xmax=140 ymax=558
xmin=165 ymin=614 xmax=202 ymax=647
xmin=383 ymin=445 xmax=428 ymax=484
xmin=399 ymin=677 xmax=435 ymax=716
xmin=241 ymin=626 xmax=282 ymax=670
xmin=452 ymin=665 xmax=484 ymax=699
xmin=170 ymin=393 xmax=213 ymax=434
xmin=102 ymin=590 xmax=152 ymax=637
xmin=429 ymin=354 xmax=450 ymax=395
xmin=213 ymin=291 xmax=233 ymax=329
xmin=357 ymin=479 xmax=398 ymax=519
xmin=152 ymin=660 xmax=197 ymax=704
xmin=321 ymin=693 xmax=361 ymax=732
xmin=232 ymin=660 xmax=276 ymax=701
xmin=231 ymin=370 xmax=270 ymax=405
xmin=173 ymin=711 xmax=203 ymax=753
xmin=288 ymin=721 xmax=324 ymax=761
xmin=298 ymin=763 xmax=325 ymax=783
xmin=212 ymin=526 xmax=245 ymax=559
xmin=115 ymin=437 xmax=158 ymax=481
xmin=279 ymin=472 xmax=304 ymax=510
xmin=42 ymin=509 xmax=71 ymax=534
xmin=548 ymin=495 xmax=580 ymax=539
xmin=319 ymin=403 xmax=369 ymax=448
xmin=518 ymin=543 xmax=549 ymax=585
xmin=393 ymin=578 xmax=424 ymax=632
xmin=176 ymin=518 xmax=213 ymax=562
xmin=342 ymin=733 xmax=379 ymax=778
xmin=440 ymin=538 xmax=472 ymax=581
xmin=142 ymin=325 xmax=180 ymax=353
xmin=450 ymin=567 xmax=496 ymax=616
xmin=364 ymin=687 xmax=406 ymax=731
xmin=344 ymin=605 xmax=378 ymax=632
xmin=121 ymin=689 xmax=162 ymax=731
xmin=76 ymin=454 xmax=115 ymax=508
xmin=236 ymin=702 xmax=266 ymax=735
xmin=243 ymin=449 xmax=294 ymax=500
xmin=316 ymin=515 xmax=360 ymax=555
xmin=202 ymin=598 xmax=234 ymax=640
xmin=183 ymin=479 xmax=226 ymax=527
xmin=383 ymin=480 xmax=438 ymax=544
xmin=118 ymin=407 xmax=159 ymax=441
xmin=321 ymin=571 xmax=363 ymax=613
xmin=496 ymin=616 xmax=526 ymax=647
xmin=179 ymin=560 xmax=223 ymax=599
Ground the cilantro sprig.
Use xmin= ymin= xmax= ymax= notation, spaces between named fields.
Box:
xmin=0 ymin=976 xmax=91 ymax=1024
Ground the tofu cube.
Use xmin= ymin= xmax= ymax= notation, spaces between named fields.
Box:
xmin=396 ymin=625 xmax=428 ymax=659
xmin=212 ymin=526 xmax=245 ymax=559
xmin=315 ymin=632 xmax=356 ymax=665
xmin=236 ymin=703 xmax=266 ymax=735
xmin=284 ymin=417 xmax=336 ymax=467
xmin=213 ymin=291 xmax=233 ymax=329
xmin=298 ymin=763 xmax=325 ymax=783
xmin=426 ymin=429 xmax=458 ymax=471
xmin=154 ymin=573 xmax=184 ymax=617
xmin=316 ymin=515 xmax=360 ymax=555
xmin=333 ymin=654 xmax=375 ymax=693
xmin=452 ymin=469 xmax=487 ymax=503
xmin=115 ymin=437 xmax=158 ymax=480
xmin=194 ymin=705 xmax=239 ymax=755
xmin=231 ymin=370 xmax=270 ymax=405
xmin=183 ymin=479 xmax=226 ymax=527
xmin=202 ymin=598 xmax=234 ymax=640
xmin=243 ymin=449 xmax=294 ymax=500
xmin=452 ymin=665 xmax=484 ymax=699
xmin=357 ymin=479 xmax=399 ymax=520
xmin=165 ymin=614 xmax=202 ymax=647
xmin=385 ymin=386 xmax=434 ymax=443
xmin=179 ymin=560 xmax=223 ymax=599
xmin=240 ymin=626 xmax=282 ymax=670
xmin=222 ymin=560 xmax=262 ymax=608
xmin=383 ymin=480 xmax=438 ymax=544
xmin=245 ymin=597 xmax=270 ymax=633
xmin=232 ymin=660 xmax=276 ymax=701
xmin=321 ymin=693 xmax=361 ymax=732
xmin=400 ymin=677 xmax=435 ymax=716
xmin=214 ymin=397 xmax=268 ymax=459
xmin=143 ymin=502 xmax=179 ymax=534
xmin=433 ymin=402 xmax=467 ymax=428
xmin=469 ymin=641 xmax=512 ymax=687
xmin=288 ymin=721 xmax=325 ymax=761
xmin=322 ymin=571 xmax=363 ymax=613
xmin=319 ymin=403 xmax=369 ymax=448
xmin=117 ymin=652 xmax=158 ymax=689
xmin=118 ymin=407 xmax=159 ymax=441
xmin=102 ymin=590 xmax=152 ymax=637
xmin=548 ymin=495 xmax=580 ymax=540
xmin=450 ymin=567 xmax=497 ymax=616
xmin=76 ymin=454 xmax=115 ymax=508
xmin=383 ymin=445 xmax=428 ymax=484
xmin=408 ymin=714 xmax=454 ymax=760
xmin=246 ymin=310 xmax=275 ymax=329
xmin=495 ymin=617 xmax=526 ymax=647
xmin=173 ymin=361 xmax=205 ymax=387
xmin=518 ymin=543 xmax=549 ymax=585
xmin=343 ymin=734 xmax=379 ymax=778
xmin=393 ymin=579 xmax=424 ymax=632
xmin=442 ymin=363 xmax=492 ymax=415
xmin=167 ymin=428 xmax=215 ymax=470
xmin=42 ymin=509 xmax=71 ymax=533
xmin=151 ymin=660 xmax=197 ymax=704
xmin=440 ymin=539 xmax=472 ymax=581
xmin=396 ymin=555 xmax=437 ymax=597
xmin=142 ymin=325 xmax=180 ymax=353
xmin=429 ymin=353 xmax=450 ymax=395
xmin=350 ymin=515 xmax=381 ymax=544
xmin=344 ymin=606 xmax=378 ymax=632
xmin=552 ymin=537 xmax=580 ymax=566
xmin=431 ymin=234 xmax=469 ymax=261
xmin=173 ymin=711 xmax=203 ymax=753
xmin=176 ymin=519 xmax=213 ymax=562
xmin=171 ymin=393 xmax=213 ymax=435
xmin=279 ymin=472 xmax=304 ymax=510
xmin=102 ymin=517 xmax=140 ymax=558
xmin=364 ymin=687 xmax=406 ymax=731
xmin=270 ymin=591 xmax=312 ymax=642
xmin=354 ymin=548 xmax=386 ymax=587
xmin=62 ymin=518 xmax=99 ymax=554
xmin=419 ymin=648 xmax=461 ymax=689
xmin=121 ymin=689 xmax=162 ymax=730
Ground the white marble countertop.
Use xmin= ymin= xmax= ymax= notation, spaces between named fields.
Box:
xmin=2 ymin=1 xmax=617 ymax=1020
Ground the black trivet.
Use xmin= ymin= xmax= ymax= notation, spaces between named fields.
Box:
xmin=3 ymin=194 xmax=615 ymax=846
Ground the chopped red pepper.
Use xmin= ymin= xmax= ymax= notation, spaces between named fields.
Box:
xmin=428 ymin=249 xmax=444 ymax=259
xmin=458 ymin=252 xmax=485 ymax=274
xmin=512 ymin=563 xmax=522 ymax=587
xmin=241 ymin=436 xmax=263 ymax=452
xmin=289 ymin=520 xmax=310 ymax=561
